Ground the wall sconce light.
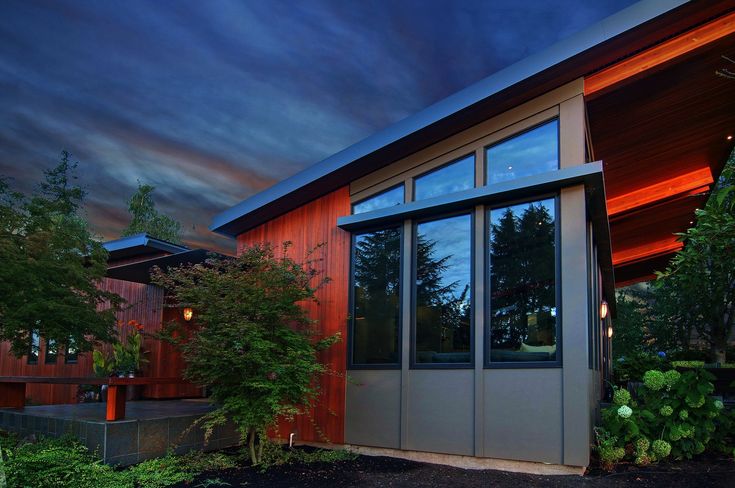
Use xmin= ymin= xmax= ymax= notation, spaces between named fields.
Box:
xmin=183 ymin=307 xmax=193 ymax=322
xmin=600 ymin=300 xmax=609 ymax=320
xmin=607 ymin=326 xmax=614 ymax=339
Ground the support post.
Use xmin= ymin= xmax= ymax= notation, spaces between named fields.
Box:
xmin=106 ymin=385 xmax=127 ymax=421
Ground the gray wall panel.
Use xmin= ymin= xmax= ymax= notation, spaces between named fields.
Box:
xmin=406 ymin=370 xmax=474 ymax=456
xmin=483 ymin=369 xmax=563 ymax=464
xmin=345 ymin=370 xmax=401 ymax=449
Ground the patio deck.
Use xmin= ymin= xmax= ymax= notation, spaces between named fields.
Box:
xmin=0 ymin=399 xmax=241 ymax=465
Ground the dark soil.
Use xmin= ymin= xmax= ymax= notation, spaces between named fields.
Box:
xmin=178 ymin=453 xmax=735 ymax=488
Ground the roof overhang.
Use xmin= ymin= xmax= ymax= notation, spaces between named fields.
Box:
xmin=102 ymin=233 xmax=189 ymax=262
xmin=210 ymin=0 xmax=734 ymax=237
xmin=105 ymin=249 xmax=226 ymax=284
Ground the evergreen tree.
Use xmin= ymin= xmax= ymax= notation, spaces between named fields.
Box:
xmin=122 ymin=183 xmax=182 ymax=243
xmin=0 ymin=151 xmax=123 ymax=356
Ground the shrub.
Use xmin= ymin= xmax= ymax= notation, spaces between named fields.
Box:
xmin=152 ymin=243 xmax=340 ymax=466
xmin=613 ymin=352 xmax=669 ymax=385
xmin=596 ymin=367 xmax=734 ymax=469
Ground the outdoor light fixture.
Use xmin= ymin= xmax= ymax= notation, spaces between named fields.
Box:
xmin=183 ymin=307 xmax=193 ymax=322
xmin=600 ymin=300 xmax=609 ymax=320
xmin=607 ymin=326 xmax=614 ymax=339
xmin=728 ymin=135 xmax=733 ymax=141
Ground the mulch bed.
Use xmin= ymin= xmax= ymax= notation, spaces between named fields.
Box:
xmin=178 ymin=453 xmax=735 ymax=487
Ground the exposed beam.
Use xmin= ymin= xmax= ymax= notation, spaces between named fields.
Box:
xmin=585 ymin=11 xmax=735 ymax=97
xmin=612 ymin=239 xmax=683 ymax=267
xmin=607 ymin=166 xmax=713 ymax=218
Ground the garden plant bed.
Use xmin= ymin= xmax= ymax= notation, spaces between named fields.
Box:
xmin=177 ymin=450 xmax=735 ymax=488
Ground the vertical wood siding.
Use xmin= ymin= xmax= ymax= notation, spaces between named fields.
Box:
xmin=0 ymin=277 xmax=199 ymax=404
xmin=237 ymin=187 xmax=351 ymax=444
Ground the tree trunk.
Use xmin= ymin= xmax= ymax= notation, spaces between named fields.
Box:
xmin=248 ymin=428 xmax=258 ymax=466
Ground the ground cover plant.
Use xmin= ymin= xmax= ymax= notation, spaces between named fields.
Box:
xmin=152 ymin=242 xmax=340 ymax=466
xmin=596 ymin=366 xmax=735 ymax=470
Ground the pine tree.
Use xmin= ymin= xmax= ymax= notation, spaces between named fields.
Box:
xmin=121 ymin=183 xmax=182 ymax=243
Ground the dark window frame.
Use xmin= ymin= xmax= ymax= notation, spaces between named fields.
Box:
xmin=412 ymin=153 xmax=476 ymax=203
xmin=484 ymin=194 xmax=562 ymax=369
xmin=45 ymin=338 xmax=58 ymax=364
xmin=410 ymin=210 xmax=475 ymax=370
xmin=484 ymin=118 xmax=560 ymax=187
xmin=65 ymin=339 xmax=79 ymax=364
xmin=352 ymin=183 xmax=405 ymax=215
xmin=347 ymin=223 xmax=404 ymax=370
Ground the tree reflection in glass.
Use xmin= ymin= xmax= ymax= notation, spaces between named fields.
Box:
xmin=489 ymin=198 xmax=556 ymax=362
xmin=415 ymin=214 xmax=472 ymax=364
xmin=352 ymin=228 xmax=401 ymax=364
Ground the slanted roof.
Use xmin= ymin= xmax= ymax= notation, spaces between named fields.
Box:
xmin=106 ymin=249 xmax=227 ymax=284
xmin=102 ymin=233 xmax=189 ymax=261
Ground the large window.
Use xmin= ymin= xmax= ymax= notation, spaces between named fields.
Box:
xmin=45 ymin=339 xmax=58 ymax=364
xmin=353 ymin=184 xmax=404 ymax=214
xmin=486 ymin=119 xmax=558 ymax=185
xmin=351 ymin=227 xmax=401 ymax=365
xmin=488 ymin=198 xmax=557 ymax=363
xmin=414 ymin=154 xmax=474 ymax=201
xmin=65 ymin=338 xmax=79 ymax=364
xmin=414 ymin=214 xmax=472 ymax=365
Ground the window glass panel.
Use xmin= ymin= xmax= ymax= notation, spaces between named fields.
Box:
xmin=352 ymin=227 xmax=401 ymax=365
xmin=65 ymin=337 xmax=79 ymax=364
xmin=45 ymin=339 xmax=58 ymax=364
xmin=414 ymin=154 xmax=474 ymax=201
xmin=28 ymin=329 xmax=40 ymax=364
xmin=353 ymin=185 xmax=404 ymax=214
xmin=486 ymin=120 xmax=559 ymax=185
xmin=489 ymin=198 xmax=556 ymax=362
xmin=415 ymin=214 xmax=472 ymax=364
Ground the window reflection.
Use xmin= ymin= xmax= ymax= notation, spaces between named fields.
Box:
xmin=65 ymin=337 xmax=79 ymax=364
xmin=352 ymin=227 xmax=401 ymax=365
xmin=415 ymin=214 xmax=472 ymax=364
xmin=486 ymin=120 xmax=558 ymax=185
xmin=28 ymin=329 xmax=40 ymax=365
xmin=489 ymin=198 xmax=556 ymax=362
xmin=414 ymin=154 xmax=474 ymax=201
xmin=45 ymin=339 xmax=58 ymax=364
xmin=353 ymin=185 xmax=404 ymax=214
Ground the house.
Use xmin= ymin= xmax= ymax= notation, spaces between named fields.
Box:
xmin=209 ymin=0 xmax=735 ymax=470
xmin=0 ymin=233 xmax=207 ymax=404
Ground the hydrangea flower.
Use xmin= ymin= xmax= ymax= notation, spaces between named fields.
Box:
xmin=714 ymin=400 xmax=724 ymax=410
xmin=663 ymin=370 xmax=681 ymax=388
xmin=635 ymin=437 xmax=650 ymax=453
xmin=618 ymin=405 xmax=633 ymax=419
xmin=652 ymin=440 xmax=671 ymax=459
xmin=660 ymin=405 xmax=673 ymax=417
xmin=658 ymin=351 xmax=666 ymax=358
xmin=669 ymin=425 xmax=682 ymax=441
xmin=679 ymin=409 xmax=689 ymax=420
xmin=634 ymin=454 xmax=651 ymax=466
xmin=686 ymin=394 xmax=705 ymax=409
xmin=613 ymin=388 xmax=631 ymax=406
xmin=643 ymin=370 xmax=666 ymax=391
xmin=694 ymin=441 xmax=705 ymax=455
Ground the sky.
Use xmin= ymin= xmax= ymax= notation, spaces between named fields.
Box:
xmin=0 ymin=0 xmax=637 ymax=253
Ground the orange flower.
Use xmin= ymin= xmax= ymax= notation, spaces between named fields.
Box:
xmin=135 ymin=323 xmax=144 ymax=331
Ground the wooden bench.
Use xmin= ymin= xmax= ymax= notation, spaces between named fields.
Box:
xmin=0 ymin=376 xmax=187 ymax=421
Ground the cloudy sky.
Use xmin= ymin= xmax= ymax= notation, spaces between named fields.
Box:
xmin=0 ymin=0 xmax=636 ymax=253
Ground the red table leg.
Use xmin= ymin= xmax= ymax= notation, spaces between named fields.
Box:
xmin=106 ymin=385 xmax=127 ymax=421
xmin=0 ymin=383 xmax=25 ymax=408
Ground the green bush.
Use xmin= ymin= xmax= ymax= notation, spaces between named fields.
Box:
xmin=596 ymin=368 xmax=734 ymax=469
xmin=613 ymin=352 xmax=669 ymax=385
xmin=0 ymin=434 xmax=238 ymax=488
xmin=258 ymin=442 xmax=356 ymax=471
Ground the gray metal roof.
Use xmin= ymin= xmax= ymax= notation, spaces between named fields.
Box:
xmin=102 ymin=233 xmax=189 ymax=259
xmin=210 ymin=0 xmax=691 ymax=237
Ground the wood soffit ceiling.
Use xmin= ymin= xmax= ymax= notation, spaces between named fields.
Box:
xmin=586 ymin=16 xmax=735 ymax=286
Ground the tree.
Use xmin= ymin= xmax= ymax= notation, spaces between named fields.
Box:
xmin=652 ymin=153 xmax=735 ymax=363
xmin=0 ymin=151 xmax=124 ymax=356
xmin=122 ymin=183 xmax=182 ymax=243
xmin=151 ymin=243 xmax=339 ymax=465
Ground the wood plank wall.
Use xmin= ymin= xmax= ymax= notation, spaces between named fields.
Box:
xmin=0 ymin=276 xmax=200 ymax=404
xmin=237 ymin=187 xmax=351 ymax=444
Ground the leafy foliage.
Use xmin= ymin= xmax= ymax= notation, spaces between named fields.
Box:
xmin=0 ymin=151 xmax=123 ymax=356
xmin=651 ymin=154 xmax=735 ymax=362
xmin=258 ymin=442 xmax=356 ymax=471
xmin=121 ymin=183 xmax=182 ymax=244
xmin=596 ymin=367 xmax=733 ymax=469
xmin=0 ymin=434 xmax=236 ymax=488
xmin=152 ymin=243 xmax=340 ymax=465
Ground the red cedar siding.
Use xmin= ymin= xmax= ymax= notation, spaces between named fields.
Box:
xmin=237 ymin=186 xmax=350 ymax=444
xmin=0 ymin=277 xmax=200 ymax=404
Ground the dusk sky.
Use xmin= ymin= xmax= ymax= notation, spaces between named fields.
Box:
xmin=0 ymin=0 xmax=636 ymax=253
